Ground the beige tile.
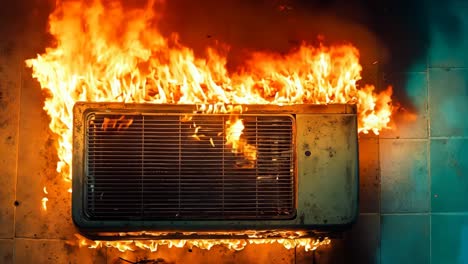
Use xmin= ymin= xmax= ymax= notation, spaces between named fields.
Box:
xmin=107 ymin=242 xmax=295 ymax=264
xmin=296 ymin=242 xmax=334 ymax=264
xmin=0 ymin=239 xmax=14 ymax=263
xmin=0 ymin=35 xmax=21 ymax=238
xmin=13 ymin=6 xmax=78 ymax=240
xmin=380 ymin=139 xmax=429 ymax=213
xmin=15 ymin=62 xmax=75 ymax=239
xmin=15 ymin=238 xmax=106 ymax=264
xmin=358 ymin=137 xmax=380 ymax=213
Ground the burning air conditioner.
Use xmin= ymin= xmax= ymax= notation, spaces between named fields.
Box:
xmin=72 ymin=102 xmax=358 ymax=240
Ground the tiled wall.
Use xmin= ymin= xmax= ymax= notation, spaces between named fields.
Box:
xmin=0 ymin=0 xmax=467 ymax=263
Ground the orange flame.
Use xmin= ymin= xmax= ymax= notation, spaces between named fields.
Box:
xmin=26 ymin=0 xmax=392 ymax=183
xmin=76 ymin=234 xmax=331 ymax=253
xmin=101 ymin=116 xmax=134 ymax=131
xmin=26 ymin=0 xmax=391 ymax=251
xmin=225 ymin=117 xmax=257 ymax=163
xmin=41 ymin=197 xmax=49 ymax=211
xmin=42 ymin=186 xmax=49 ymax=211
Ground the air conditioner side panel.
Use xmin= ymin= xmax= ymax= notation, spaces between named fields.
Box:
xmin=296 ymin=114 xmax=359 ymax=227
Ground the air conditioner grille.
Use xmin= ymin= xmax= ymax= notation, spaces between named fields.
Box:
xmin=84 ymin=113 xmax=295 ymax=220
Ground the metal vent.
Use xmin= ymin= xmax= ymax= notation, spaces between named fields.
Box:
xmin=84 ymin=113 xmax=295 ymax=220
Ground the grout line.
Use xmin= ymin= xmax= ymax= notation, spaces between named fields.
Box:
xmin=12 ymin=47 xmax=24 ymax=264
xmin=378 ymin=138 xmax=429 ymax=141
xmin=429 ymin=136 xmax=468 ymax=140
xmin=360 ymin=212 xmax=381 ymax=216
xmin=430 ymin=212 xmax=468 ymax=216
xmin=377 ymin=57 xmax=382 ymax=264
xmin=427 ymin=66 xmax=468 ymax=70
xmin=380 ymin=212 xmax=431 ymax=216
xmin=13 ymin=237 xmax=76 ymax=242
xmin=427 ymin=63 xmax=432 ymax=264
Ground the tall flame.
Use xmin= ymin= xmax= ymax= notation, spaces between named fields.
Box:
xmin=26 ymin=0 xmax=392 ymax=182
xmin=26 ymin=0 xmax=392 ymax=253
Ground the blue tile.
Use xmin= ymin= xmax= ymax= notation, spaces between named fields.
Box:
xmin=428 ymin=4 xmax=468 ymax=68
xmin=380 ymin=72 xmax=428 ymax=139
xmin=429 ymin=69 xmax=468 ymax=137
xmin=431 ymin=139 xmax=468 ymax=212
xmin=432 ymin=214 xmax=468 ymax=264
xmin=381 ymin=215 xmax=430 ymax=264
xmin=380 ymin=139 xmax=429 ymax=213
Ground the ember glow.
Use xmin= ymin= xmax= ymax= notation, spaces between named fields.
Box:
xmin=42 ymin=187 xmax=48 ymax=211
xmin=26 ymin=0 xmax=392 ymax=253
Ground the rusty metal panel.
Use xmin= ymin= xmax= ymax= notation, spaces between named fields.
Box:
xmin=296 ymin=114 xmax=358 ymax=226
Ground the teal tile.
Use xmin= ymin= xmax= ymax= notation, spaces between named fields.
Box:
xmin=380 ymin=72 xmax=428 ymax=139
xmin=428 ymin=4 xmax=468 ymax=68
xmin=380 ymin=139 xmax=429 ymax=213
xmin=429 ymin=69 xmax=468 ymax=137
xmin=432 ymin=214 xmax=468 ymax=264
xmin=381 ymin=215 xmax=430 ymax=264
xmin=431 ymin=139 xmax=468 ymax=212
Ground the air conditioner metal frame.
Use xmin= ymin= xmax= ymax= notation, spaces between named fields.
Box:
xmin=72 ymin=103 xmax=359 ymax=239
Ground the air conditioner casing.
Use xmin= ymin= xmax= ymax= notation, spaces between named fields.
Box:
xmin=72 ymin=103 xmax=359 ymax=239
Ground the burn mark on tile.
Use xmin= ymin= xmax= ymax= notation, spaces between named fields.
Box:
xmin=4 ymin=135 xmax=14 ymax=145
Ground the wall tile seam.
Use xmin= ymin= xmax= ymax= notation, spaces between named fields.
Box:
xmin=381 ymin=210 xmax=431 ymax=215
xmin=378 ymin=137 xmax=430 ymax=140
xmin=426 ymin=57 xmax=432 ymax=264
xmin=380 ymin=213 xmax=431 ymax=216
xmin=13 ymin=50 xmax=23 ymax=264
xmin=428 ymin=132 xmax=432 ymax=264
xmin=431 ymin=212 xmax=468 ymax=216
xmin=378 ymin=138 xmax=428 ymax=141
xmin=12 ymin=237 xmax=76 ymax=242
xmin=428 ymin=67 xmax=468 ymax=70
xmin=377 ymin=135 xmax=381 ymax=216
xmin=380 ymin=71 xmax=428 ymax=74
xmin=430 ymin=136 xmax=468 ymax=140
xmin=360 ymin=213 xmax=381 ymax=216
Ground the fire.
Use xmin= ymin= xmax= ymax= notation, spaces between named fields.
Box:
xmin=225 ymin=117 xmax=257 ymax=163
xmin=25 ymin=0 xmax=392 ymax=253
xmin=42 ymin=197 xmax=48 ymax=211
xmin=26 ymin=0 xmax=392 ymax=182
xmin=42 ymin=187 xmax=48 ymax=211
xmin=76 ymin=234 xmax=331 ymax=253
xmin=101 ymin=115 xmax=134 ymax=131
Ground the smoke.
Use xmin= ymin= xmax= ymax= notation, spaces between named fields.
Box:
xmin=155 ymin=0 xmax=381 ymax=72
